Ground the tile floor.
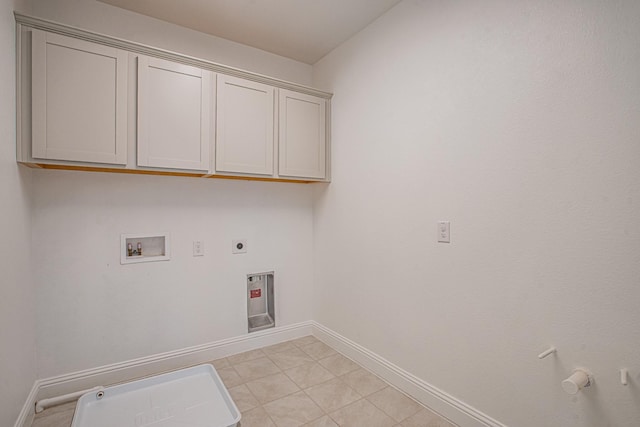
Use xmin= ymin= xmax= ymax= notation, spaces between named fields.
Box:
xmin=32 ymin=335 xmax=456 ymax=427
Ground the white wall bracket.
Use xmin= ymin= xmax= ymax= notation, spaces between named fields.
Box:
xmin=537 ymin=346 xmax=556 ymax=359
xmin=621 ymin=368 xmax=629 ymax=386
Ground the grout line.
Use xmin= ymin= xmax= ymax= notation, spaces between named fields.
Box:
xmin=241 ymin=382 xmax=262 ymax=412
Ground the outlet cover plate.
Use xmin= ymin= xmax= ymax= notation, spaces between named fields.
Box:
xmin=193 ymin=241 xmax=204 ymax=256
xmin=232 ymin=239 xmax=247 ymax=254
xmin=438 ymin=221 xmax=450 ymax=243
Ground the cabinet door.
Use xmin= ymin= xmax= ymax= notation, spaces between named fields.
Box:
xmin=278 ymin=89 xmax=326 ymax=179
xmin=137 ymin=57 xmax=211 ymax=171
xmin=216 ymin=75 xmax=274 ymax=175
xmin=31 ymin=30 xmax=127 ymax=164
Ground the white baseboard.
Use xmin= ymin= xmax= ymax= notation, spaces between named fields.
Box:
xmin=14 ymin=380 xmax=39 ymax=427
xmin=311 ymin=322 xmax=507 ymax=427
xmin=24 ymin=321 xmax=505 ymax=427
xmin=36 ymin=321 xmax=313 ymax=401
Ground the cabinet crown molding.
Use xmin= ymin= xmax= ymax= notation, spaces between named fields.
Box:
xmin=14 ymin=12 xmax=332 ymax=100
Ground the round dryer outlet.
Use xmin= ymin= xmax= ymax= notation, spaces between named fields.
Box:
xmin=232 ymin=239 xmax=247 ymax=254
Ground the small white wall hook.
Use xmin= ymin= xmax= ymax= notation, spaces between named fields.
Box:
xmin=538 ymin=346 xmax=556 ymax=359
xmin=621 ymin=369 xmax=628 ymax=386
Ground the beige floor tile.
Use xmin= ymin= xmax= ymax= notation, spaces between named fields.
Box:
xmin=228 ymin=384 xmax=260 ymax=412
xmin=217 ymin=366 xmax=245 ymax=388
xmin=268 ymin=347 xmax=315 ymax=370
xmin=210 ymin=357 xmax=230 ymax=369
xmin=367 ymin=387 xmax=423 ymax=422
xmin=263 ymin=391 xmax=324 ymax=427
xmin=32 ymin=402 xmax=76 ymax=427
xmin=291 ymin=335 xmax=319 ymax=348
xmin=340 ymin=368 xmax=387 ymax=396
xmin=32 ymin=414 xmax=73 ymax=427
xmin=318 ymin=354 xmax=360 ymax=376
xmin=329 ymin=399 xmax=396 ymax=427
xmin=399 ymin=408 xmax=457 ymax=427
xmin=262 ymin=341 xmax=299 ymax=355
xmin=34 ymin=401 xmax=76 ymax=416
xmin=284 ymin=362 xmax=335 ymax=389
xmin=300 ymin=341 xmax=337 ymax=360
xmin=303 ymin=415 xmax=339 ymax=427
xmin=245 ymin=373 xmax=301 ymax=404
xmin=239 ymin=406 xmax=276 ymax=427
xmin=234 ymin=356 xmax=282 ymax=381
xmin=228 ymin=348 xmax=267 ymax=365
xmin=304 ymin=378 xmax=361 ymax=412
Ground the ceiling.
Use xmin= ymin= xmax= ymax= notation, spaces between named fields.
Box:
xmin=97 ymin=0 xmax=402 ymax=64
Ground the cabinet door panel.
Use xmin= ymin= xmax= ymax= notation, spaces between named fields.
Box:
xmin=32 ymin=30 xmax=127 ymax=164
xmin=279 ymin=90 xmax=326 ymax=179
xmin=137 ymin=57 xmax=211 ymax=171
xmin=216 ymin=75 xmax=274 ymax=175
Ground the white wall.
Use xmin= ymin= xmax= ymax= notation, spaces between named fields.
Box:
xmin=33 ymin=171 xmax=314 ymax=377
xmin=30 ymin=0 xmax=312 ymax=85
xmin=0 ymin=0 xmax=37 ymax=425
xmin=25 ymin=0 xmax=317 ymax=379
xmin=312 ymin=1 xmax=640 ymax=426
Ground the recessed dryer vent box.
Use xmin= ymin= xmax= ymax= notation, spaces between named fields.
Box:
xmin=247 ymin=272 xmax=275 ymax=333
xmin=121 ymin=233 xmax=170 ymax=264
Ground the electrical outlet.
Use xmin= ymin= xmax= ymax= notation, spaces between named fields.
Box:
xmin=438 ymin=221 xmax=450 ymax=243
xmin=193 ymin=241 xmax=204 ymax=256
xmin=232 ymin=239 xmax=247 ymax=254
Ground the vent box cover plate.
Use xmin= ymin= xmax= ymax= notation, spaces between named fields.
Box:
xmin=71 ymin=364 xmax=240 ymax=427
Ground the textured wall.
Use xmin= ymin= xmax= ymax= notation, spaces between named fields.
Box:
xmin=313 ymin=1 xmax=640 ymax=425
xmin=30 ymin=0 xmax=313 ymax=85
xmin=0 ymin=0 xmax=37 ymax=425
xmin=27 ymin=0 xmax=316 ymax=379
xmin=33 ymin=171 xmax=315 ymax=377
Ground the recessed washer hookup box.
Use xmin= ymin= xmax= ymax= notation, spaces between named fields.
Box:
xmin=71 ymin=364 xmax=240 ymax=427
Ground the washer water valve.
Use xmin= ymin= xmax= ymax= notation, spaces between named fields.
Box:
xmin=562 ymin=369 xmax=593 ymax=395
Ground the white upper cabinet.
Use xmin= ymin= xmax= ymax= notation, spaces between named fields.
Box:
xmin=216 ymin=75 xmax=275 ymax=176
xmin=31 ymin=30 xmax=128 ymax=165
xmin=19 ymin=17 xmax=332 ymax=182
xmin=278 ymin=90 xmax=327 ymax=179
xmin=137 ymin=56 xmax=212 ymax=171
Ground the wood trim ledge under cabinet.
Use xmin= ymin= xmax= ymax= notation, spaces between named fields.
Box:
xmin=25 ymin=163 xmax=317 ymax=184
